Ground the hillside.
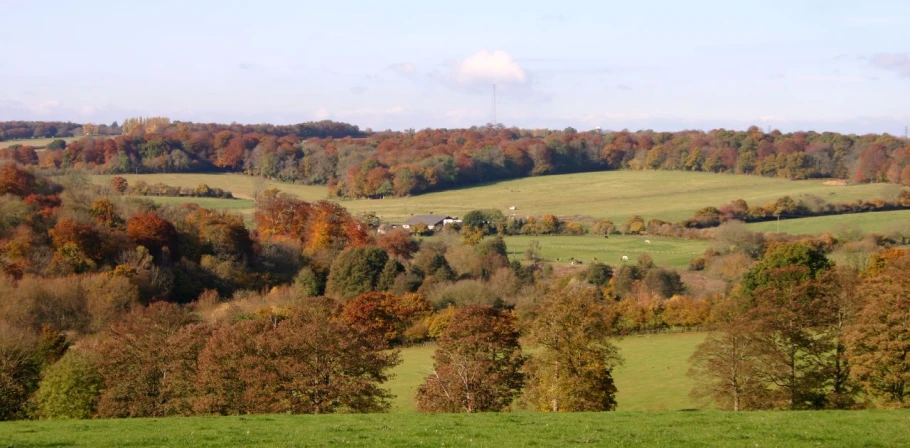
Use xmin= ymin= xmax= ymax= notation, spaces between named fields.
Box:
xmin=92 ymin=171 xmax=903 ymax=224
xmin=745 ymin=209 xmax=910 ymax=236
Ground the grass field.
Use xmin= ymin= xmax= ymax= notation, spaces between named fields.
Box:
xmin=0 ymin=136 xmax=80 ymax=149
xmin=503 ymin=235 xmax=708 ymax=269
xmin=387 ymin=332 xmax=705 ymax=413
xmin=2 ymin=411 xmax=907 ymax=447
xmin=746 ymin=209 xmax=910 ymax=236
xmin=91 ymin=172 xmax=907 ymax=225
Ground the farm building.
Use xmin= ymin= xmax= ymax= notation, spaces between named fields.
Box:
xmin=401 ymin=215 xmax=460 ymax=230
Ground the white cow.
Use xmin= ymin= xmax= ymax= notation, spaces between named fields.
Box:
xmin=621 ymin=255 xmax=629 ymax=262
xmin=645 ymin=240 xmax=651 ymax=244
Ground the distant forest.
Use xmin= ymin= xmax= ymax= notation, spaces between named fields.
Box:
xmin=2 ymin=119 xmax=909 ymax=197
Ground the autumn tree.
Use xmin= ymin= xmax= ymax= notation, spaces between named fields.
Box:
xmin=340 ymin=291 xmax=432 ymax=346
xmin=194 ymin=298 xmax=400 ymax=414
xmin=126 ymin=212 xmax=178 ymax=259
xmin=846 ymin=250 xmax=910 ymax=407
xmin=94 ymin=302 xmax=199 ymax=417
xmin=0 ymin=324 xmax=41 ymax=420
xmin=377 ymin=230 xmax=418 ymax=259
xmin=417 ymin=305 xmax=524 ymax=412
xmin=110 ymin=176 xmax=128 ymax=193
xmin=522 ymin=283 xmax=622 ymax=412
xmin=0 ymin=163 xmax=36 ymax=197
xmin=688 ymin=299 xmax=768 ymax=411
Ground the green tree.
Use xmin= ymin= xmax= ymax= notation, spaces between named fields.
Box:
xmin=417 ymin=306 xmax=524 ymax=412
xmin=740 ymin=242 xmax=832 ymax=296
xmin=522 ymin=284 xmax=622 ymax=412
xmin=326 ymin=246 xmax=389 ymax=299
xmin=32 ymin=350 xmax=103 ymax=419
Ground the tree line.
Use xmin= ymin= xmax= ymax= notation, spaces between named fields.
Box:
xmin=689 ymin=245 xmax=910 ymax=410
xmin=3 ymin=121 xmax=910 ymax=198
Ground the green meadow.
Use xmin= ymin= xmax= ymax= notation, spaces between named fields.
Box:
xmin=2 ymin=410 xmax=907 ymax=447
xmin=388 ymin=332 xmax=705 ymax=413
xmin=92 ymin=171 xmax=905 ymax=225
xmin=746 ymin=209 xmax=910 ymax=236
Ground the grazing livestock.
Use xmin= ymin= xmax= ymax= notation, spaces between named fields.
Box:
xmin=645 ymin=240 xmax=651 ymax=244
xmin=621 ymin=255 xmax=629 ymax=262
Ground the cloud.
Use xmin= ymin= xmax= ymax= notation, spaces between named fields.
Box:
xmin=388 ymin=62 xmax=417 ymax=77
xmin=615 ymin=84 xmax=632 ymax=91
xmin=870 ymin=53 xmax=910 ymax=77
xmin=350 ymin=86 xmax=367 ymax=95
xmin=455 ymin=50 xmax=527 ymax=86
xmin=238 ymin=63 xmax=255 ymax=70
xmin=29 ymin=100 xmax=61 ymax=114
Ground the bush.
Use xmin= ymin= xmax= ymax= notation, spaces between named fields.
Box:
xmin=31 ymin=350 xmax=103 ymax=419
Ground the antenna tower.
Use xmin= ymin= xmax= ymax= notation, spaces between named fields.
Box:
xmin=493 ymin=84 xmax=497 ymax=125
xmin=904 ymin=125 xmax=908 ymax=140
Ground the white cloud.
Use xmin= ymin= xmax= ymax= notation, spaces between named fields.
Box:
xmin=870 ymin=53 xmax=910 ymax=77
xmin=455 ymin=50 xmax=527 ymax=86
xmin=28 ymin=100 xmax=60 ymax=113
xmin=314 ymin=108 xmax=329 ymax=120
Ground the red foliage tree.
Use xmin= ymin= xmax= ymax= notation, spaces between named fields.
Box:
xmin=126 ymin=212 xmax=178 ymax=259
xmin=0 ymin=164 xmax=36 ymax=197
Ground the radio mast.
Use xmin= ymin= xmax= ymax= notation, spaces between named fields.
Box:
xmin=493 ymin=84 xmax=497 ymax=125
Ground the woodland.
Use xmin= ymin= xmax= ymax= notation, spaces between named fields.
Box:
xmin=0 ymin=119 xmax=909 ymax=420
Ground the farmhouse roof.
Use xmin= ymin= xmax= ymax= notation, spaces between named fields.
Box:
xmin=404 ymin=215 xmax=451 ymax=226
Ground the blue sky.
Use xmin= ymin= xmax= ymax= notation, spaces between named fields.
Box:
xmin=2 ymin=0 xmax=909 ymax=133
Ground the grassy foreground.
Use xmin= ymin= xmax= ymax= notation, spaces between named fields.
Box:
xmin=2 ymin=411 xmax=907 ymax=447
xmin=92 ymin=171 xmax=905 ymax=224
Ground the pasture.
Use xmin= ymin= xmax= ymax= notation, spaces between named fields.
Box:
xmin=91 ymin=171 xmax=905 ymax=225
xmin=502 ymin=235 xmax=708 ymax=269
xmin=387 ymin=332 xmax=705 ymax=413
xmin=0 ymin=136 xmax=79 ymax=149
xmin=2 ymin=410 xmax=907 ymax=447
xmin=746 ymin=209 xmax=910 ymax=236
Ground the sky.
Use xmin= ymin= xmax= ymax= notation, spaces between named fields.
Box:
xmin=2 ymin=0 xmax=910 ymax=133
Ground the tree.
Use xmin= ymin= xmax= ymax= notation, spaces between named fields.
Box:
xmin=326 ymin=246 xmax=389 ymax=299
xmin=688 ymin=300 xmax=767 ymax=411
xmin=340 ymin=291 xmax=431 ymax=346
xmin=0 ymin=163 xmax=36 ymax=197
xmin=522 ymin=283 xmax=622 ymax=412
xmin=591 ymin=219 xmax=615 ymax=237
xmin=417 ymin=306 xmax=524 ymax=412
xmin=746 ymin=267 xmax=835 ymax=409
xmin=32 ymin=350 xmax=103 ymax=419
xmin=94 ymin=302 xmax=198 ymax=418
xmin=194 ymin=298 xmax=400 ymax=414
xmin=0 ymin=325 xmax=41 ymax=420
xmin=846 ymin=251 xmax=910 ymax=406
xmin=377 ymin=230 xmax=418 ymax=259
xmin=623 ymin=215 xmax=645 ymax=234
xmin=126 ymin=212 xmax=178 ymax=260
xmin=740 ymin=242 xmax=831 ymax=297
